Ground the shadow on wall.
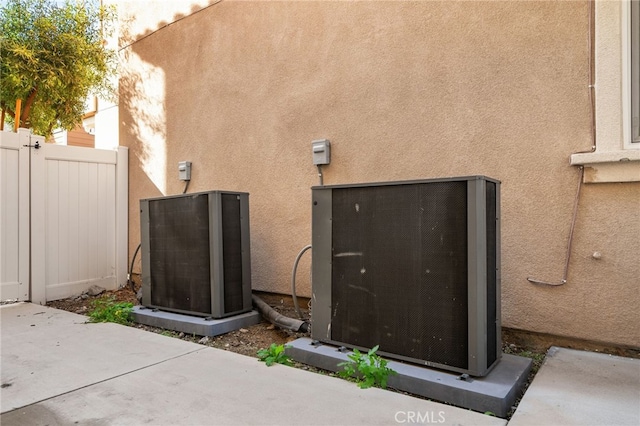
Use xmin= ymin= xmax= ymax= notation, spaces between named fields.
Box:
xmin=118 ymin=1 xmax=224 ymax=198
xmin=119 ymin=48 xmax=167 ymax=196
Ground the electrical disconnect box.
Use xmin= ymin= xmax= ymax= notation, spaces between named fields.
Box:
xmin=178 ymin=161 xmax=192 ymax=181
xmin=312 ymin=139 xmax=331 ymax=165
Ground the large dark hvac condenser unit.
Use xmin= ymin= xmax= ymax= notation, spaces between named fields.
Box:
xmin=140 ymin=191 xmax=252 ymax=318
xmin=311 ymin=176 xmax=501 ymax=376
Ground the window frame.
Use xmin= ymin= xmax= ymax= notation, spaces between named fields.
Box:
xmin=570 ymin=0 xmax=640 ymax=183
xmin=631 ymin=0 xmax=639 ymax=144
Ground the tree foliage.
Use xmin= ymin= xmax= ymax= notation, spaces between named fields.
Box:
xmin=0 ymin=0 xmax=116 ymax=137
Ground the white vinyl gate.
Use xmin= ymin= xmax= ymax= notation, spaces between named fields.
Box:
xmin=0 ymin=129 xmax=128 ymax=304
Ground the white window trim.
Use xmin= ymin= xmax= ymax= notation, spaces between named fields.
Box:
xmin=571 ymin=0 xmax=640 ymax=183
xmin=631 ymin=0 xmax=639 ymax=144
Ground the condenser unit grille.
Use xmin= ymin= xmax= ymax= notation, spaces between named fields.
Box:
xmin=312 ymin=176 xmax=501 ymax=376
xmin=330 ymin=182 xmax=469 ymax=369
xmin=148 ymin=195 xmax=212 ymax=314
xmin=140 ymin=191 xmax=252 ymax=318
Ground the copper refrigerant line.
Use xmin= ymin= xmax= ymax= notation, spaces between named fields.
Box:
xmin=527 ymin=2 xmax=595 ymax=287
xmin=527 ymin=166 xmax=584 ymax=286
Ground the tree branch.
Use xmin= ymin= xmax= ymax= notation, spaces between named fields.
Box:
xmin=20 ymin=87 xmax=38 ymax=127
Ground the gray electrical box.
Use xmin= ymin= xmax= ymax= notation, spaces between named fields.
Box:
xmin=312 ymin=139 xmax=331 ymax=165
xmin=178 ymin=161 xmax=191 ymax=181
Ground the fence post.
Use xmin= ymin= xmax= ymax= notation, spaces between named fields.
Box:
xmin=17 ymin=130 xmax=30 ymax=301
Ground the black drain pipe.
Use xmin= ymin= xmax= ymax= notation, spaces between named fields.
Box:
xmin=252 ymin=294 xmax=309 ymax=333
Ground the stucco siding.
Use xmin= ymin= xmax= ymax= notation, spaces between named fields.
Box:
xmin=118 ymin=1 xmax=639 ymax=347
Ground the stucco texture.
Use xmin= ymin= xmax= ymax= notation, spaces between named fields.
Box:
xmin=118 ymin=1 xmax=639 ymax=348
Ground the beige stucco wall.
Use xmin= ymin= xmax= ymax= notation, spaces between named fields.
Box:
xmin=117 ymin=1 xmax=640 ymax=348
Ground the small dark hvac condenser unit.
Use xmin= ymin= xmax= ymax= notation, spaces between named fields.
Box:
xmin=140 ymin=191 xmax=252 ymax=318
xmin=311 ymin=176 xmax=501 ymax=376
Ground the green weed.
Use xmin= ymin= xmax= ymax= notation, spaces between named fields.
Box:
xmin=88 ymin=297 xmax=133 ymax=325
xmin=257 ymin=343 xmax=292 ymax=366
xmin=338 ymin=345 xmax=397 ymax=389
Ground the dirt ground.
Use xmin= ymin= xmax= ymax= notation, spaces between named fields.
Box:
xmin=46 ymin=275 xmax=640 ymax=363
xmin=46 ymin=276 xmax=640 ymax=362
xmin=46 ymin=276 xmax=310 ymax=358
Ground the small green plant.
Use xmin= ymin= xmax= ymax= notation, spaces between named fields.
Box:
xmin=88 ymin=297 xmax=133 ymax=325
xmin=257 ymin=343 xmax=292 ymax=366
xmin=338 ymin=345 xmax=397 ymax=389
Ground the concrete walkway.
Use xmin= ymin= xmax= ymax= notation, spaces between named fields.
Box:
xmin=1 ymin=302 xmax=639 ymax=425
xmin=509 ymin=346 xmax=640 ymax=426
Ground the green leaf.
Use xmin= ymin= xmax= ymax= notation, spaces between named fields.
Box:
xmin=87 ymin=296 xmax=133 ymax=325
xmin=368 ymin=345 xmax=379 ymax=357
xmin=337 ymin=345 xmax=396 ymax=390
xmin=257 ymin=343 xmax=292 ymax=367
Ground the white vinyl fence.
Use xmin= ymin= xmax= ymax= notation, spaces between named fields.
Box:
xmin=0 ymin=129 xmax=128 ymax=304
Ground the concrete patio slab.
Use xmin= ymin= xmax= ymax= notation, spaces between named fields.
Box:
xmin=509 ymin=346 xmax=640 ymax=426
xmin=1 ymin=303 xmax=506 ymax=426
xmin=5 ymin=302 xmax=637 ymax=426
xmin=0 ymin=303 xmax=203 ymax=413
xmin=1 ymin=345 xmax=506 ymax=426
